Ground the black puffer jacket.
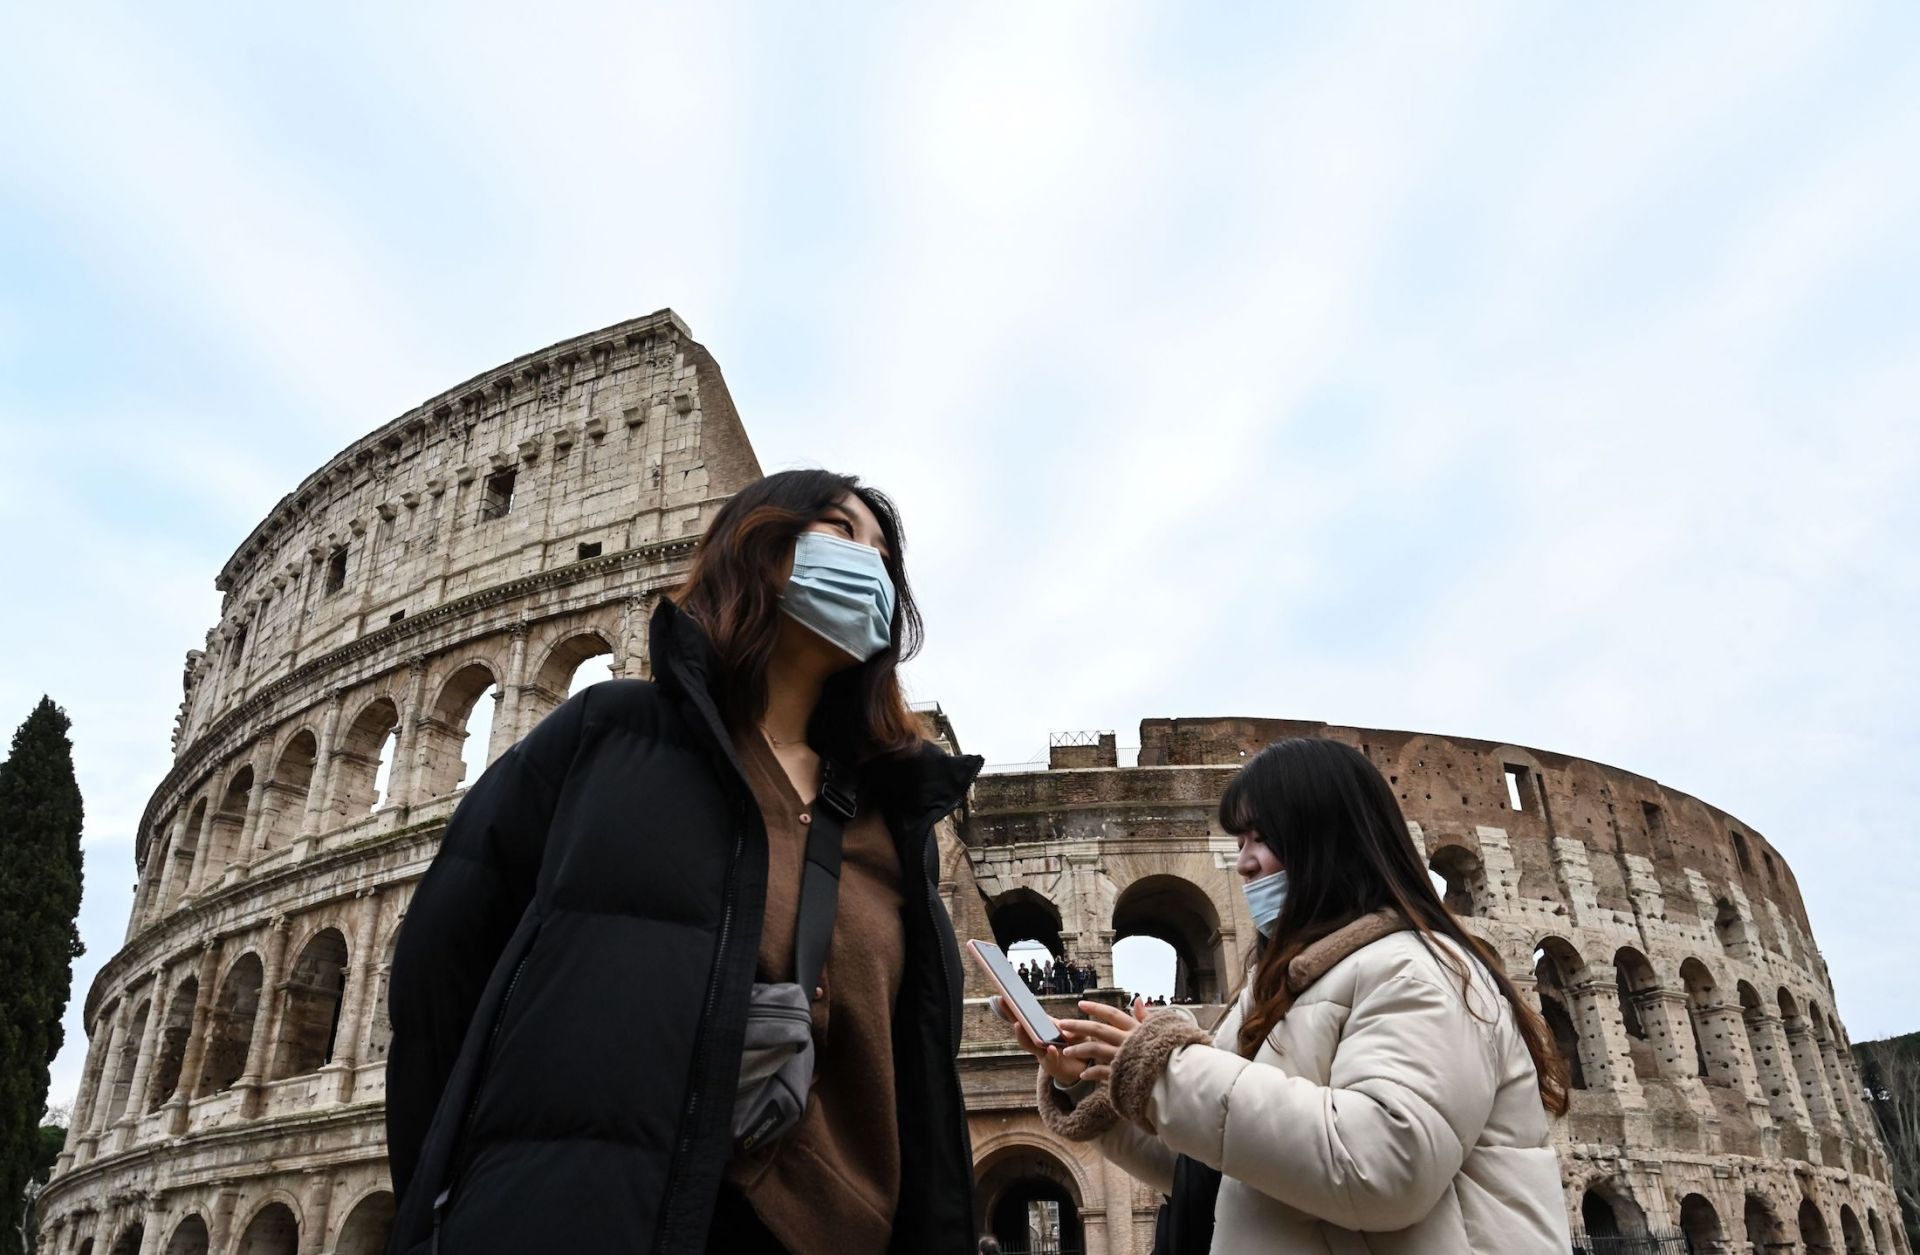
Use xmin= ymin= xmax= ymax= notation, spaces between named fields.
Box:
xmin=383 ymin=597 xmax=984 ymax=1255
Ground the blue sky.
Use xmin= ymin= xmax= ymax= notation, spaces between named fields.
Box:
xmin=3 ymin=2 xmax=1917 ymax=1111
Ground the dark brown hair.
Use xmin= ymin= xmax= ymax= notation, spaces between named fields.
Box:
xmin=1218 ymin=737 xmax=1569 ymax=1117
xmin=672 ymin=469 xmax=928 ymax=764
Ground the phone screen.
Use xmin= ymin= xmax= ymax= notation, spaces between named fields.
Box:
xmin=967 ymin=939 xmax=1065 ymax=1045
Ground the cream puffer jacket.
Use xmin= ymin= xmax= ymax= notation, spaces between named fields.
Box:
xmin=1038 ymin=912 xmax=1571 ymax=1255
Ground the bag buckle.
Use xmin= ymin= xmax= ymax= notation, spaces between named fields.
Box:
xmin=819 ymin=770 xmax=857 ymax=822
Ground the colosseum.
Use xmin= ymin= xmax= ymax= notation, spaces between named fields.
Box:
xmin=36 ymin=312 xmax=1906 ymax=1255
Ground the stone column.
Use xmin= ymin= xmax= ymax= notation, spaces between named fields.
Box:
xmin=152 ymin=812 xmax=190 ymax=921
xmin=206 ymin=1186 xmax=242 ymax=1255
xmin=60 ymin=1014 xmax=113 ymax=1168
xmin=85 ymin=1010 xmax=129 ymax=1140
xmin=301 ymin=693 xmax=344 ymax=839
xmin=1817 ymin=1033 xmax=1861 ymax=1137
xmin=393 ymin=657 xmax=429 ymax=808
xmin=237 ymin=917 xmax=293 ymax=1109
xmin=491 ymin=623 xmax=530 ymax=762
xmin=135 ymin=1198 xmax=167 ymax=1255
xmin=297 ymin=1172 xmax=332 ymax=1255
xmin=1785 ymin=1018 xmax=1839 ymax=1132
xmin=1698 ymin=999 xmax=1768 ymax=1105
xmin=119 ymin=968 xmax=171 ymax=1140
xmin=167 ymin=942 xmax=224 ymax=1133
xmin=615 ymin=593 xmax=651 ymax=680
xmin=235 ymin=743 xmax=274 ymax=869
xmin=320 ymin=888 xmax=381 ymax=1102
xmin=183 ymin=799 xmax=219 ymax=901
xmin=1566 ymin=967 xmax=1645 ymax=1099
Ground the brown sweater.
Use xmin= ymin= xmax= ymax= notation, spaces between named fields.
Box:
xmin=724 ymin=730 xmax=905 ymax=1255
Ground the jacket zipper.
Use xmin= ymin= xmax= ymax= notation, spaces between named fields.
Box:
xmin=433 ymin=945 xmax=534 ymax=1236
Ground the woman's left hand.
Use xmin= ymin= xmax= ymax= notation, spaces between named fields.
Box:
xmin=1053 ymin=997 xmax=1150 ymax=1084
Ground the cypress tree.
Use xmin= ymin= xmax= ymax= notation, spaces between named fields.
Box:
xmin=0 ymin=699 xmax=85 ymax=1255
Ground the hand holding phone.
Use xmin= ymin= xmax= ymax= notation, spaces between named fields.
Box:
xmin=966 ymin=939 xmax=1066 ymax=1047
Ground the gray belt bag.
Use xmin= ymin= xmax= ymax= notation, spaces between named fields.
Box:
xmin=731 ymin=764 xmax=857 ymax=1155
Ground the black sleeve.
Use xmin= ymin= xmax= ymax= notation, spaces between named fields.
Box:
xmin=383 ymin=689 xmax=588 ymax=1204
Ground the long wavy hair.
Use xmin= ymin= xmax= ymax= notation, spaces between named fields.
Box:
xmin=671 ymin=469 xmax=927 ymax=765
xmin=1218 ymin=737 xmax=1569 ymax=1117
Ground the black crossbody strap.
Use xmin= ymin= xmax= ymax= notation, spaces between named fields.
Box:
xmin=793 ymin=760 xmax=857 ymax=999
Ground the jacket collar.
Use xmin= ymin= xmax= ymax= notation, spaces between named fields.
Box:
xmin=1284 ymin=909 xmax=1412 ymax=993
xmin=649 ymin=595 xmax=983 ymax=827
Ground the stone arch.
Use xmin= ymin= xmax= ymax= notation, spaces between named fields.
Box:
xmin=270 ymin=927 xmax=349 ymax=1078
xmin=365 ymin=925 xmax=399 ymax=1064
xmin=1428 ymin=842 xmax=1490 ymax=918
xmin=1799 ymin=1197 xmax=1834 ymax=1253
xmin=104 ymin=997 xmax=151 ymax=1123
xmin=1579 ymin=1176 xmax=1650 ymax=1238
xmin=162 ymin=1214 xmax=209 ymax=1255
xmin=418 ymin=659 xmax=502 ymax=798
xmin=1841 ymin=1204 xmax=1869 ymax=1254
xmin=331 ymin=697 xmax=400 ymax=820
xmin=258 ymin=728 xmax=318 ymax=853
xmin=331 ymin=1189 xmax=395 ymax=1255
xmin=1112 ymin=874 xmax=1226 ymax=1004
xmin=197 ymin=951 xmax=264 ymax=1096
xmin=986 ymin=887 xmax=1065 ymax=958
xmin=536 ymin=629 xmax=618 ymax=703
xmin=1679 ymin=1193 xmax=1723 ymax=1251
xmin=1747 ymin=1194 xmax=1787 ymax=1250
xmin=1714 ymin=896 xmax=1753 ymax=956
xmin=201 ymin=763 xmax=255 ymax=888
xmin=107 ymin=1222 xmax=143 ymax=1255
xmin=75 ymin=1239 xmax=93 ymax=1255
xmin=148 ymin=974 xmax=198 ymax=1110
xmin=1613 ymin=946 xmax=1659 ymax=1041
xmin=1533 ymin=936 xmax=1590 ymax=1090
xmin=164 ymin=798 xmax=207 ymax=913
xmin=973 ymin=1136 xmax=1086 ymax=1255
xmin=233 ymin=1199 xmax=300 ymax=1255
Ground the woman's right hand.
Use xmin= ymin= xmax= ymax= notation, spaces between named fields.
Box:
xmin=990 ymin=995 xmax=1085 ymax=1086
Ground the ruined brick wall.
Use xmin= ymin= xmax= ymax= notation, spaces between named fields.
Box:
xmin=39 ymin=312 xmax=761 ymax=1255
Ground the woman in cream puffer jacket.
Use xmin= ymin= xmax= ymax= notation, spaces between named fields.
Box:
xmin=1002 ymin=738 xmax=1573 ymax=1255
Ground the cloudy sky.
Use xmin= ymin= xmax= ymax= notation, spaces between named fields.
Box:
xmin=3 ymin=3 xmax=1917 ymax=1112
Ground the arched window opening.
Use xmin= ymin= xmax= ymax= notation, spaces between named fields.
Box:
xmin=76 ymin=1240 xmax=93 ymax=1255
xmin=1841 ymin=1205 xmax=1868 ymax=1254
xmin=1746 ymin=1195 xmax=1785 ymax=1252
xmin=988 ymin=888 xmax=1066 ymax=961
xmin=1799 ymin=1199 xmax=1833 ymax=1254
xmin=104 ymin=1000 xmax=151 ymax=1123
xmin=1113 ymin=875 xmax=1225 ymax=1005
xmin=108 ymin=1223 xmax=143 ymax=1255
xmin=234 ymin=1202 xmax=299 ymax=1255
xmin=1428 ymin=844 xmax=1488 ymax=918
xmin=271 ymin=929 xmax=349 ymax=1079
xmin=196 ymin=953 xmax=263 ymax=1096
xmin=567 ymin=653 xmax=617 ymax=696
xmin=365 ymin=929 xmax=398 ymax=1064
xmin=332 ymin=699 xmax=400 ymax=821
xmin=1533 ymin=940 xmax=1589 ymax=1091
xmin=201 ymin=766 xmax=255 ymax=889
xmin=974 ymin=1144 xmax=1084 ymax=1255
xmin=259 ymin=731 xmax=318 ymax=854
xmin=148 ymin=976 xmax=198 ymax=1111
xmin=163 ymin=1215 xmax=210 ymax=1255
xmin=417 ymin=661 xmax=500 ymax=798
xmin=1680 ymin=959 xmax=1722 ymax=1082
xmin=529 ymin=631 xmax=618 ymax=733
xmin=333 ymin=1192 xmax=396 ymax=1255
xmin=1613 ymin=947 xmax=1658 ymax=1043
xmin=1112 ymin=936 xmax=1178 ymax=1002
xmin=1732 ymin=830 xmax=1754 ymax=874
xmin=1680 ymin=1194 xmax=1723 ymax=1253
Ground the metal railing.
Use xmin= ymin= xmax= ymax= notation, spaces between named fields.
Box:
xmin=1568 ymin=1230 xmax=1691 ymax=1255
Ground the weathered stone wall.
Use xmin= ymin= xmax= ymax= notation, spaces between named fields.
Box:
xmin=37 ymin=312 xmax=762 ymax=1255
xmin=961 ymin=718 xmax=1906 ymax=1255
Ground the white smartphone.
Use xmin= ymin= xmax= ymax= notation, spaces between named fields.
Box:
xmin=967 ymin=938 xmax=1067 ymax=1046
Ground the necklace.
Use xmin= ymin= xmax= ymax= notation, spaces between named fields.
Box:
xmin=758 ymin=723 xmax=805 ymax=748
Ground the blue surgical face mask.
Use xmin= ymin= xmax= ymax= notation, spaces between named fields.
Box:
xmin=1243 ymin=869 xmax=1289 ymax=938
xmin=781 ymin=530 xmax=897 ymax=663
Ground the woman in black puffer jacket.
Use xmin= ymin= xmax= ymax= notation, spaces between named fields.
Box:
xmin=383 ymin=470 xmax=983 ymax=1255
